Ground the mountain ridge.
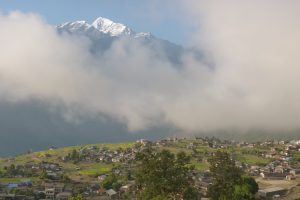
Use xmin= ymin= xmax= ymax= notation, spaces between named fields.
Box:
xmin=56 ymin=16 xmax=184 ymax=64
xmin=57 ymin=17 xmax=152 ymax=38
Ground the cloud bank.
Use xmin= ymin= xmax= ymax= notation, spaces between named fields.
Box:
xmin=175 ymin=0 xmax=300 ymax=131
xmin=1 ymin=2 xmax=300 ymax=134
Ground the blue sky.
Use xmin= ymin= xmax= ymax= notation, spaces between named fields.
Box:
xmin=0 ymin=0 xmax=193 ymax=45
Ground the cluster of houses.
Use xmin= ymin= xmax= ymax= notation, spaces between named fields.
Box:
xmin=1 ymin=138 xmax=300 ymax=199
xmin=86 ymin=181 xmax=135 ymax=199
xmin=249 ymin=160 xmax=300 ymax=181
xmin=0 ymin=179 xmax=138 ymax=200
xmin=159 ymin=137 xmax=300 ymax=199
xmin=43 ymin=182 xmax=70 ymax=200
xmin=0 ymin=161 xmax=68 ymax=200
xmin=247 ymin=140 xmax=300 ymax=183
xmin=61 ymin=144 xmax=142 ymax=165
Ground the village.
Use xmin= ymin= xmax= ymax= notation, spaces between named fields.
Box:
xmin=1 ymin=137 xmax=300 ymax=200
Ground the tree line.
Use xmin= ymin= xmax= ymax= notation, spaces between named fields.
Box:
xmin=134 ymin=148 xmax=258 ymax=200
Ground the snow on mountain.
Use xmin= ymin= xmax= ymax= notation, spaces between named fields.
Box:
xmin=91 ymin=17 xmax=134 ymax=36
xmin=57 ymin=17 xmax=154 ymax=39
xmin=58 ymin=21 xmax=91 ymax=31
xmin=56 ymin=17 xmax=185 ymax=64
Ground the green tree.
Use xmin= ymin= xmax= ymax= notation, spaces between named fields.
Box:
xmin=11 ymin=188 xmax=35 ymax=196
xmin=39 ymin=169 xmax=48 ymax=179
xmin=242 ymin=176 xmax=259 ymax=195
xmin=5 ymin=164 xmax=17 ymax=177
xmin=233 ymin=177 xmax=258 ymax=200
xmin=208 ymin=151 xmax=258 ymax=200
xmin=36 ymin=192 xmax=46 ymax=199
xmin=60 ymin=173 xmax=71 ymax=183
xmin=102 ymin=173 xmax=123 ymax=191
xmin=135 ymin=148 xmax=198 ymax=200
xmin=69 ymin=149 xmax=81 ymax=163
xmin=69 ymin=194 xmax=84 ymax=200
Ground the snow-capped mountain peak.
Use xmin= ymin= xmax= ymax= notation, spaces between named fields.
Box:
xmin=92 ymin=17 xmax=133 ymax=36
xmin=56 ymin=17 xmax=183 ymax=65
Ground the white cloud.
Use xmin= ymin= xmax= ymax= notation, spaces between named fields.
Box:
xmin=1 ymin=4 xmax=300 ymax=134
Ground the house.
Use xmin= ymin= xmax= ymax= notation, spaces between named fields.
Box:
xmin=113 ymin=169 xmax=120 ymax=174
xmin=199 ymin=181 xmax=210 ymax=196
xmin=55 ymin=192 xmax=72 ymax=200
xmin=45 ymin=188 xmax=55 ymax=200
xmin=106 ymin=189 xmax=117 ymax=199
xmin=286 ymin=174 xmax=296 ymax=181
xmin=111 ymin=158 xmax=120 ymax=163
xmin=258 ymin=187 xmax=287 ymax=198
xmin=120 ymin=183 xmax=133 ymax=193
xmin=0 ymin=194 xmax=15 ymax=200
xmin=7 ymin=184 xmax=18 ymax=189
xmin=44 ymin=182 xmax=64 ymax=194
xmin=274 ymin=165 xmax=284 ymax=173
xmin=0 ymin=194 xmax=34 ymax=200
xmin=97 ymin=175 xmax=107 ymax=182
xmin=40 ymin=162 xmax=62 ymax=172
xmin=249 ymin=165 xmax=260 ymax=175
xmin=265 ymin=152 xmax=276 ymax=158
xmin=96 ymin=188 xmax=106 ymax=196
xmin=289 ymin=140 xmax=300 ymax=145
xmin=19 ymin=180 xmax=32 ymax=187
xmin=46 ymin=172 xmax=59 ymax=180
xmin=136 ymin=139 xmax=151 ymax=146
xmin=260 ymin=172 xmax=288 ymax=180
xmin=290 ymin=169 xmax=300 ymax=175
xmin=187 ymin=143 xmax=195 ymax=149
xmin=279 ymin=141 xmax=285 ymax=145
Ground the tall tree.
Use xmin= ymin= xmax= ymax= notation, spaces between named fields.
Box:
xmin=208 ymin=151 xmax=258 ymax=200
xmin=135 ymin=148 xmax=197 ymax=200
xmin=69 ymin=194 xmax=84 ymax=200
xmin=102 ymin=173 xmax=123 ymax=190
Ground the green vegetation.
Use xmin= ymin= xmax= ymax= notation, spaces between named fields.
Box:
xmin=291 ymin=152 xmax=300 ymax=162
xmin=208 ymin=151 xmax=258 ymax=200
xmin=1 ymin=138 xmax=299 ymax=199
xmin=135 ymin=147 xmax=198 ymax=200
xmin=69 ymin=194 xmax=84 ymax=200
xmin=102 ymin=173 xmax=123 ymax=190
xmin=0 ymin=142 xmax=134 ymax=181
xmin=78 ymin=163 xmax=114 ymax=175
xmin=192 ymin=161 xmax=209 ymax=171
xmin=236 ymin=154 xmax=272 ymax=166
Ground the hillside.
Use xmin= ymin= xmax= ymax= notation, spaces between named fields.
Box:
xmin=1 ymin=138 xmax=300 ymax=199
xmin=0 ymin=142 xmax=135 ymax=182
xmin=0 ymin=138 xmax=273 ymax=178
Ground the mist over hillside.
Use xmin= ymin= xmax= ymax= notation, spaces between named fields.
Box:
xmin=1 ymin=1 xmax=300 ymax=156
xmin=0 ymin=100 xmax=175 ymax=156
xmin=0 ymin=15 xmax=187 ymax=156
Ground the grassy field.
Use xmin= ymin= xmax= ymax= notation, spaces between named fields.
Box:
xmin=0 ymin=140 xmax=274 ymax=180
xmin=291 ymin=152 xmax=300 ymax=161
xmin=31 ymin=142 xmax=135 ymax=157
xmin=235 ymin=154 xmax=272 ymax=166
xmin=78 ymin=163 xmax=114 ymax=175
xmin=0 ymin=142 xmax=134 ymax=181
xmin=0 ymin=142 xmax=135 ymax=164
xmin=192 ymin=161 xmax=209 ymax=171
xmin=0 ymin=158 xmax=5 ymax=170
